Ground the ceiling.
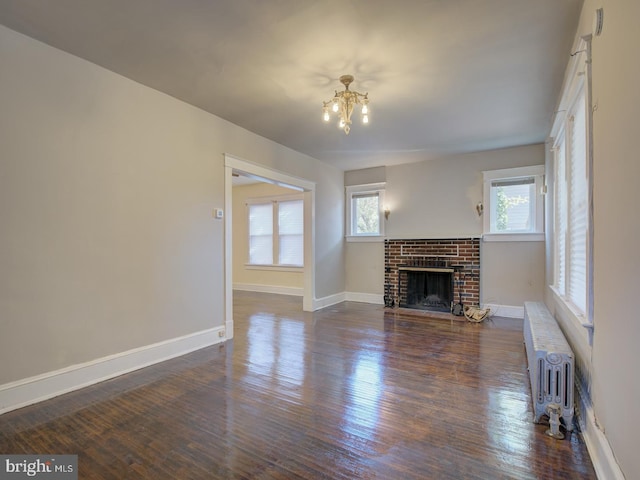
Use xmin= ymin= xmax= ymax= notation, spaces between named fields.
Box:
xmin=0 ymin=0 xmax=582 ymax=171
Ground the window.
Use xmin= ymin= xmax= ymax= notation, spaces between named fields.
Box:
xmin=482 ymin=166 xmax=544 ymax=241
xmin=346 ymin=183 xmax=385 ymax=241
xmin=553 ymin=81 xmax=588 ymax=316
xmin=248 ymin=195 xmax=303 ymax=267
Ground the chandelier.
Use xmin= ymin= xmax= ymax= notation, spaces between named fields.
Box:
xmin=322 ymin=75 xmax=370 ymax=134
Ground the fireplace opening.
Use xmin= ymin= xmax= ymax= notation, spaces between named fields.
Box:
xmin=400 ymin=268 xmax=454 ymax=312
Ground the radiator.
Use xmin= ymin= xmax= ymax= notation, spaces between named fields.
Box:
xmin=523 ymin=302 xmax=575 ymax=431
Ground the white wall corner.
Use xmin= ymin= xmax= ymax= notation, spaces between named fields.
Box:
xmin=312 ymin=292 xmax=347 ymax=311
xmin=233 ymin=283 xmax=304 ymax=297
xmin=0 ymin=327 xmax=225 ymax=415
xmin=482 ymin=304 xmax=524 ymax=319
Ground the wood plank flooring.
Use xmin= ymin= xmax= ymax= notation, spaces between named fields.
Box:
xmin=0 ymin=291 xmax=597 ymax=479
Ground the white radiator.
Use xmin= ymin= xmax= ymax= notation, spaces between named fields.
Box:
xmin=523 ymin=302 xmax=575 ymax=431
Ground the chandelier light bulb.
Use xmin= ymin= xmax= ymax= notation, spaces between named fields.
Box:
xmin=322 ymin=75 xmax=370 ymax=135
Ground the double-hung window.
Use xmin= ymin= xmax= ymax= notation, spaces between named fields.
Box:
xmin=553 ymin=80 xmax=588 ymax=317
xmin=248 ymin=195 xmax=303 ymax=267
xmin=482 ymin=166 xmax=545 ymax=241
xmin=345 ymin=183 xmax=386 ymax=241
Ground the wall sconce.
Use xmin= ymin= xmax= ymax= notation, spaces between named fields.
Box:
xmin=476 ymin=202 xmax=483 ymax=216
xmin=384 ymin=206 xmax=391 ymax=220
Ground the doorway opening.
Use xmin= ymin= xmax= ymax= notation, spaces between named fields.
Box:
xmin=224 ymin=154 xmax=316 ymax=339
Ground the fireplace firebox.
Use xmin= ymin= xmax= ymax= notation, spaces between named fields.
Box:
xmin=384 ymin=238 xmax=480 ymax=314
xmin=399 ymin=267 xmax=454 ymax=312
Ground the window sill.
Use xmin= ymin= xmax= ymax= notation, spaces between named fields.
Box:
xmin=245 ymin=264 xmax=303 ymax=272
xmin=482 ymin=233 xmax=544 ymax=242
xmin=346 ymin=235 xmax=385 ymax=243
xmin=550 ymin=286 xmax=594 ymax=345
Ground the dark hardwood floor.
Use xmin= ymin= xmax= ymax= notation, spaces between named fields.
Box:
xmin=0 ymin=291 xmax=597 ymax=479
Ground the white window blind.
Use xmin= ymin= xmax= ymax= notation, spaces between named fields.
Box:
xmin=247 ymin=196 xmax=303 ymax=267
xmin=249 ymin=203 xmax=273 ymax=265
xmin=567 ymin=94 xmax=587 ymax=313
xmin=554 ymin=136 xmax=567 ymax=295
xmin=489 ymin=178 xmax=535 ymax=233
xmin=278 ymin=199 xmax=303 ymax=266
xmin=553 ymin=85 xmax=588 ymax=317
xmin=482 ymin=166 xmax=544 ymax=240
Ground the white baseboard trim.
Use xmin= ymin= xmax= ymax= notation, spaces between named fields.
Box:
xmin=345 ymin=292 xmax=385 ymax=305
xmin=233 ymin=283 xmax=303 ymax=297
xmin=482 ymin=303 xmax=524 ymax=319
xmin=0 ymin=326 xmax=225 ymax=415
xmin=225 ymin=319 xmax=235 ymax=340
xmin=312 ymin=292 xmax=346 ymax=311
xmin=576 ymin=384 xmax=625 ymax=480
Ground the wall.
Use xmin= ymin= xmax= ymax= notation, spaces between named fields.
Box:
xmin=544 ymin=0 xmax=640 ymax=478
xmin=232 ymin=182 xmax=304 ymax=294
xmin=0 ymin=25 xmax=344 ymax=388
xmin=344 ymin=166 xmax=386 ymax=299
xmin=345 ymin=144 xmax=546 ymax=313
xmin=591 ymin=0 xmax=640 ymax=475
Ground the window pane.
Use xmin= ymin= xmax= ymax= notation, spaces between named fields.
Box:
xmin=278 ymin=200 xmax=303 ymax=266
xmin=250 ymin=235 xmax=273 ymax=264
xmin=279 ymin=234 xmax=303 ymax=265
xmin=568 ymin=94 xmax=587 ymax=314
xmin=491 ymin=181 xmax=533 ymax=232
xmin=278 ymin=200 xmax=303 ymax=235
xmin=249 ymin=203 xmax=273 ymax=264
xmin=555 ymin=138 xmax=567 ymax=294
xmin=353 ymin=193 xmax=380 ymax=235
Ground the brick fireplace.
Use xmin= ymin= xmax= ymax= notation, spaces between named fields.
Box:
xmin=384 ymin=238 xmax=480 ymax=312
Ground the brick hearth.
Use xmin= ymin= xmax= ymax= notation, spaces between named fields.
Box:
xmin=384 ymin=238 xmax=480 ymax=311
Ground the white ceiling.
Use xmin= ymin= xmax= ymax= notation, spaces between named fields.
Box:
xmin=0 ymin=0 xmax=582 ymax=171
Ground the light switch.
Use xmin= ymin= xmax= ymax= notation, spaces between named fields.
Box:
xmin=214 ymin=208 xmax=224 ymax=219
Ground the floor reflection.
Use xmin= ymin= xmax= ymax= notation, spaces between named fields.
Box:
xmin=246 ymin=313 xmax=306 ymax=393
xmin=345 ymin=352 xmax=383 ymax=431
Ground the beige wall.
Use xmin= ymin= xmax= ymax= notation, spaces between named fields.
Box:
xmin=0 ymin=25 xmax=344 ymax=385
xmin=385 ymin=144 xmax=544 ymax=239
xmin=345 ymin=242 xmax=385 ymax=296
xmin=481 ymin=241 xmax=545 ymax=310
xmin=232 ymin=182 xmax=304 ymax=292
xmin=544 ymin=1 xmax=640 ymax=478
xmin=345 ymin=144 xmax=546 ymax=309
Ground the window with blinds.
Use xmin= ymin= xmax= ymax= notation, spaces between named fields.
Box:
xmin=249 ymin=203 xmax=273 ymax=265
xmin=553 ymin=85 xmax=588 ymax=316
xmin=489 ymin=177 xmax=536 ymax=233
xmin=482 ymin=165 xmax=544 ymax=240
xmin=278 ymin=199 xmax=304 ymax=266
xmin=248 ymin=196 xmax=303 ymax=267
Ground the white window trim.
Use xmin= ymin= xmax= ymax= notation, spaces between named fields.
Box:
xmin=244 ymin=264 xmax=302 ymax=273
xmin=246 ymin=193 xmax=304 ymax=268
xmin=482 ymin=165 xmax=545 ymax=242
xmin=345 ymin=182 xmax=386 ymax=242
xmin=549 ymin=35 xmax=593 ymax=340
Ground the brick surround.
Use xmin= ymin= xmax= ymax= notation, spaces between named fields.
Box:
xmin=384 ymin=238 xmax=480 ymax=311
